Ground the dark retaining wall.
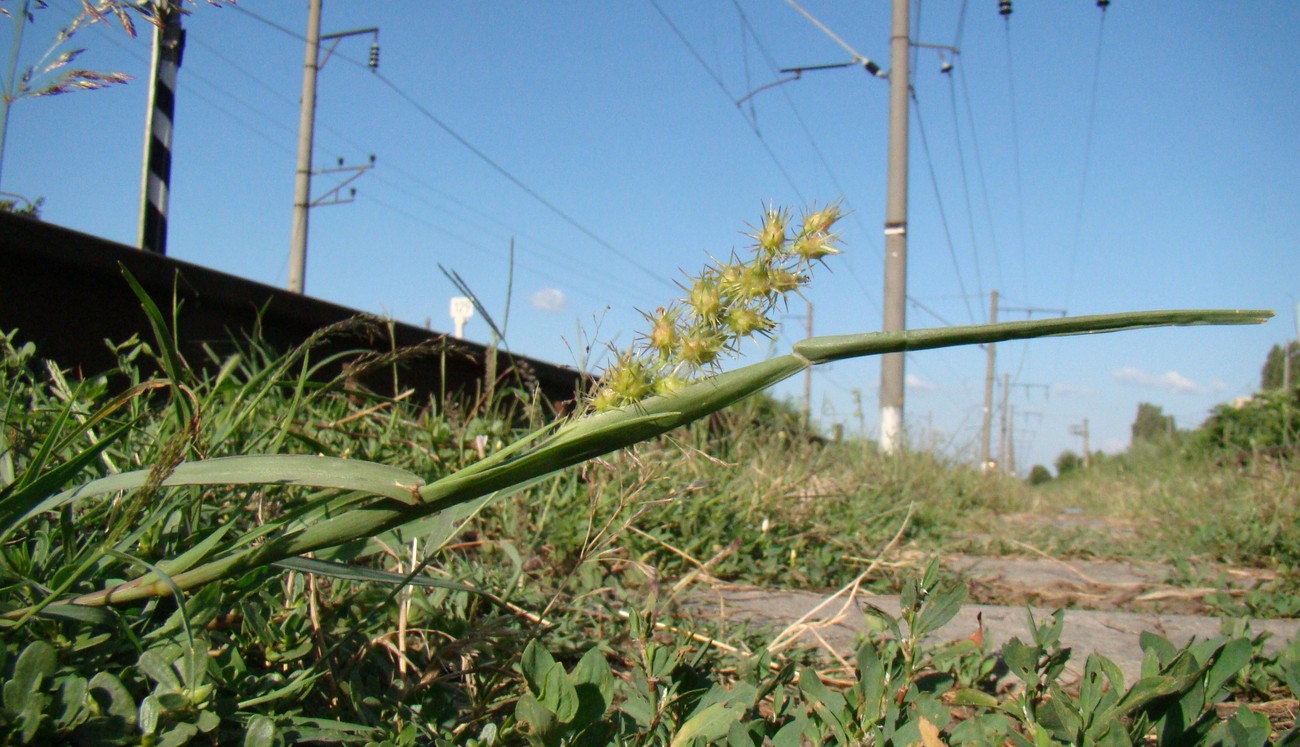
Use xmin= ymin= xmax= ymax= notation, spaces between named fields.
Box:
xmin=0 ymin=213 xmax=586 ymax=406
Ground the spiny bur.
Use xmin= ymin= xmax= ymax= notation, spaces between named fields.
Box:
xmin=590 ymin=202 xmax=843 ymax=412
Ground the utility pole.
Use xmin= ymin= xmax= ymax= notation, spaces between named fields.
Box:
xmin=879 ymin=0 xmax=910 ymax=454
xmin=1007 ymin=404 xmax=1017 ymax=475
xmin=288 ymin=0 xmax=322 ymax=294
xmin=999 ymin=372 xmax=1010 ymax=471
xmin=803 ymin=300 xmax=814 ymax=429
xmin=137 ymin=0 xmax=185 ymax=255
xmin=1070 ymin=419 xmax=1091 ymax=468
xmin=979 ymin=290 xmax=998 ymax=470
xmin=288 ymin=0 xmax=379 ymax=294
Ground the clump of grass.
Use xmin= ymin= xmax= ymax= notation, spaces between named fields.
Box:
xmin=1032 ymin=443 xmax=1300 ymax=567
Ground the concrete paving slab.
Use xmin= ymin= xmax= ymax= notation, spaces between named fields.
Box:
xmin=683 ymin=586 xmax=1299 ymax=685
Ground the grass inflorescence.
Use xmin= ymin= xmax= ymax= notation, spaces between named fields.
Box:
xmin=591 ymin=204 xmax=841 ymax=411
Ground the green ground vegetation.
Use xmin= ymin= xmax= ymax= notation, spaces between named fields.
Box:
xmin=2 ymin=319 xmax=1297 ymax=745
xmin=0 ymin=207 xmax=1289 ymax=744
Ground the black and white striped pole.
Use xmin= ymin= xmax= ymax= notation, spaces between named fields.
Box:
xmin=137 ymin=1 xmax=185 ymax=255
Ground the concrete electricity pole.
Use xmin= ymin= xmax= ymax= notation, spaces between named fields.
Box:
xmin=288 ymin=0 xmax=378 ymax=294
xmin=1007 ymin=404 xmax=1016 ymax=475
xmin=979 ymin=290 xmax=999 ymax=470
xmin=879 ymin=0 xmax=911 ymax=454
xmin=1070 ymin=419 xmax=1091 ymax=468
xmin=999 ymin=372 xmax=1010 ymax=471
xmin=288 ymin=0 xmax=322 ymax=295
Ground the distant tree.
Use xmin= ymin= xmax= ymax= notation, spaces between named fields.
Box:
xmin=1131 ymin=402 xmax=1175 ymax=444
xmin=1260 ymin=342 xmax=1300 ymax=391
xmin=1055 ymin=450 xmax=1081 ymax=477
xmin=1027 ymin=464 xmax=1053 ymax=486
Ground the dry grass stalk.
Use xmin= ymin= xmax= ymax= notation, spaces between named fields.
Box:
xmin=767 ymin=503 xmax=914 ymax=654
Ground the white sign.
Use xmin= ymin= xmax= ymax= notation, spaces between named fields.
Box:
xmin=450 ymin=296 xmax=474 ymax=339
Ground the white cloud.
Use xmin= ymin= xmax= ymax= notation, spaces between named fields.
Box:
xmin=905 ymin=373 xmax=938 ymax=392
xmin=1053 ymin=383 xmax=1093 ymax=398
xmin=530 ymin=287 xmax=568 ymax=312
xmin=1111 ymin=366 xmax=1206 ymax=394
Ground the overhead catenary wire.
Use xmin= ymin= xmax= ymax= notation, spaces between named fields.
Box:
xmin=1065 ymin=2 xmax=1110 ymax=311
xmin=77 ymin=1 xmax=652 ymax=308
xmin=646 ymin=0 xmax=808 ymax=206
xmin=943 ymin=66 xmax=986 ymax=320
xmin=231 ymin=3 xmax=676 ymax=293
xmin=956 ymin=61 xmax=1004 ymax=292
xmin=359 ymin=191 xmax=613 ymax=308
xmin=782 ymin=0 xmax=883 ymax=76
xmin=911 ymin=90 xmax=977 ymax=325
xmin=727 ymin=0 xmax=882 ymax=309
xmin=1001 ymin=9 xmax=1029 ymax=304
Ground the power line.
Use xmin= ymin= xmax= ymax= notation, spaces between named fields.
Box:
xmin=231 ymin=3 xmax=676 ymax=292
xmin=956 ymin=61 xmax=1004 ymax=292
xmin=911 ymin=90 xmax=976 ymax=324
xmin=86 ymin=0 xmax=664 ymax=305
xmin=953 ymin=0 xmax=971 ymax=51
xmin=359 ymin=191 xmax=615 ymax=309
xmin=1002 ymin=15 xmax=1028 ymax=303
xmin=646 ymin=0 xmax=808 ymax=205
xmin=727 ymin=0 xmax=882 ymax=309
xmin=370 ymin=70 xmax=676 ymax=291
xmin=782 ymin=0 xmax=883 ymax=74
xmin=907 ymin=295 xmax=958 ymax=328
xmin=1065 ymin=3 xmax=1110 ymax=311
xmin=944 ymin=68 xmax=986 ymax=319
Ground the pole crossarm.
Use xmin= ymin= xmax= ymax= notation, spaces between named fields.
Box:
xmin=318 ymin=26 xmax=379 ymax=69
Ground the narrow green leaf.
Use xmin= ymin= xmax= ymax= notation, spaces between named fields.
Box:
xmin=13 ymin=454 xmax=426 ymax=537
xmin=279 ymin=715 xmax=377 ymax=742
xmin=26 ymin=602 xmax=118 ymax=627
xmin=951 ymin=688 xmax=1000 ymax=709
xmin=236 ymin=669 xmax=322 ymax=709
xmin=793 ymin=309 xmax=1272 ymax=364
xmin=273 ymin=556 xmax=491 ymax=597
xmin=120 ymin=266 xmax=192 ymax=427
xmin=0 ymin=422 xmax=131 ymax=541
xmin=157 ymin=524 xmax=232 ymax=576
xmin=34 ymin=309 xmax=1273 ymax=611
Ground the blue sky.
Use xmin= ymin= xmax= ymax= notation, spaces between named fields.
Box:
xmin=4 ymin=1 xmax=1298 ymax=473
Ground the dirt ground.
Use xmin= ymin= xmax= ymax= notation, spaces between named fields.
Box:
xmin=680 ymin=514 xmax=1298 ymax=686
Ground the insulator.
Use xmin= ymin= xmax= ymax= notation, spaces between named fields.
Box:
xmin=368 ymin=43 xmax=380 ymax=69
xmin=1097 ymin=0 xmax=1110 ymax=7
xmin=940 ymin=61 xmax=953 ymax=74
xmin=998 ymin=0 xmax=1012 ymax=17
